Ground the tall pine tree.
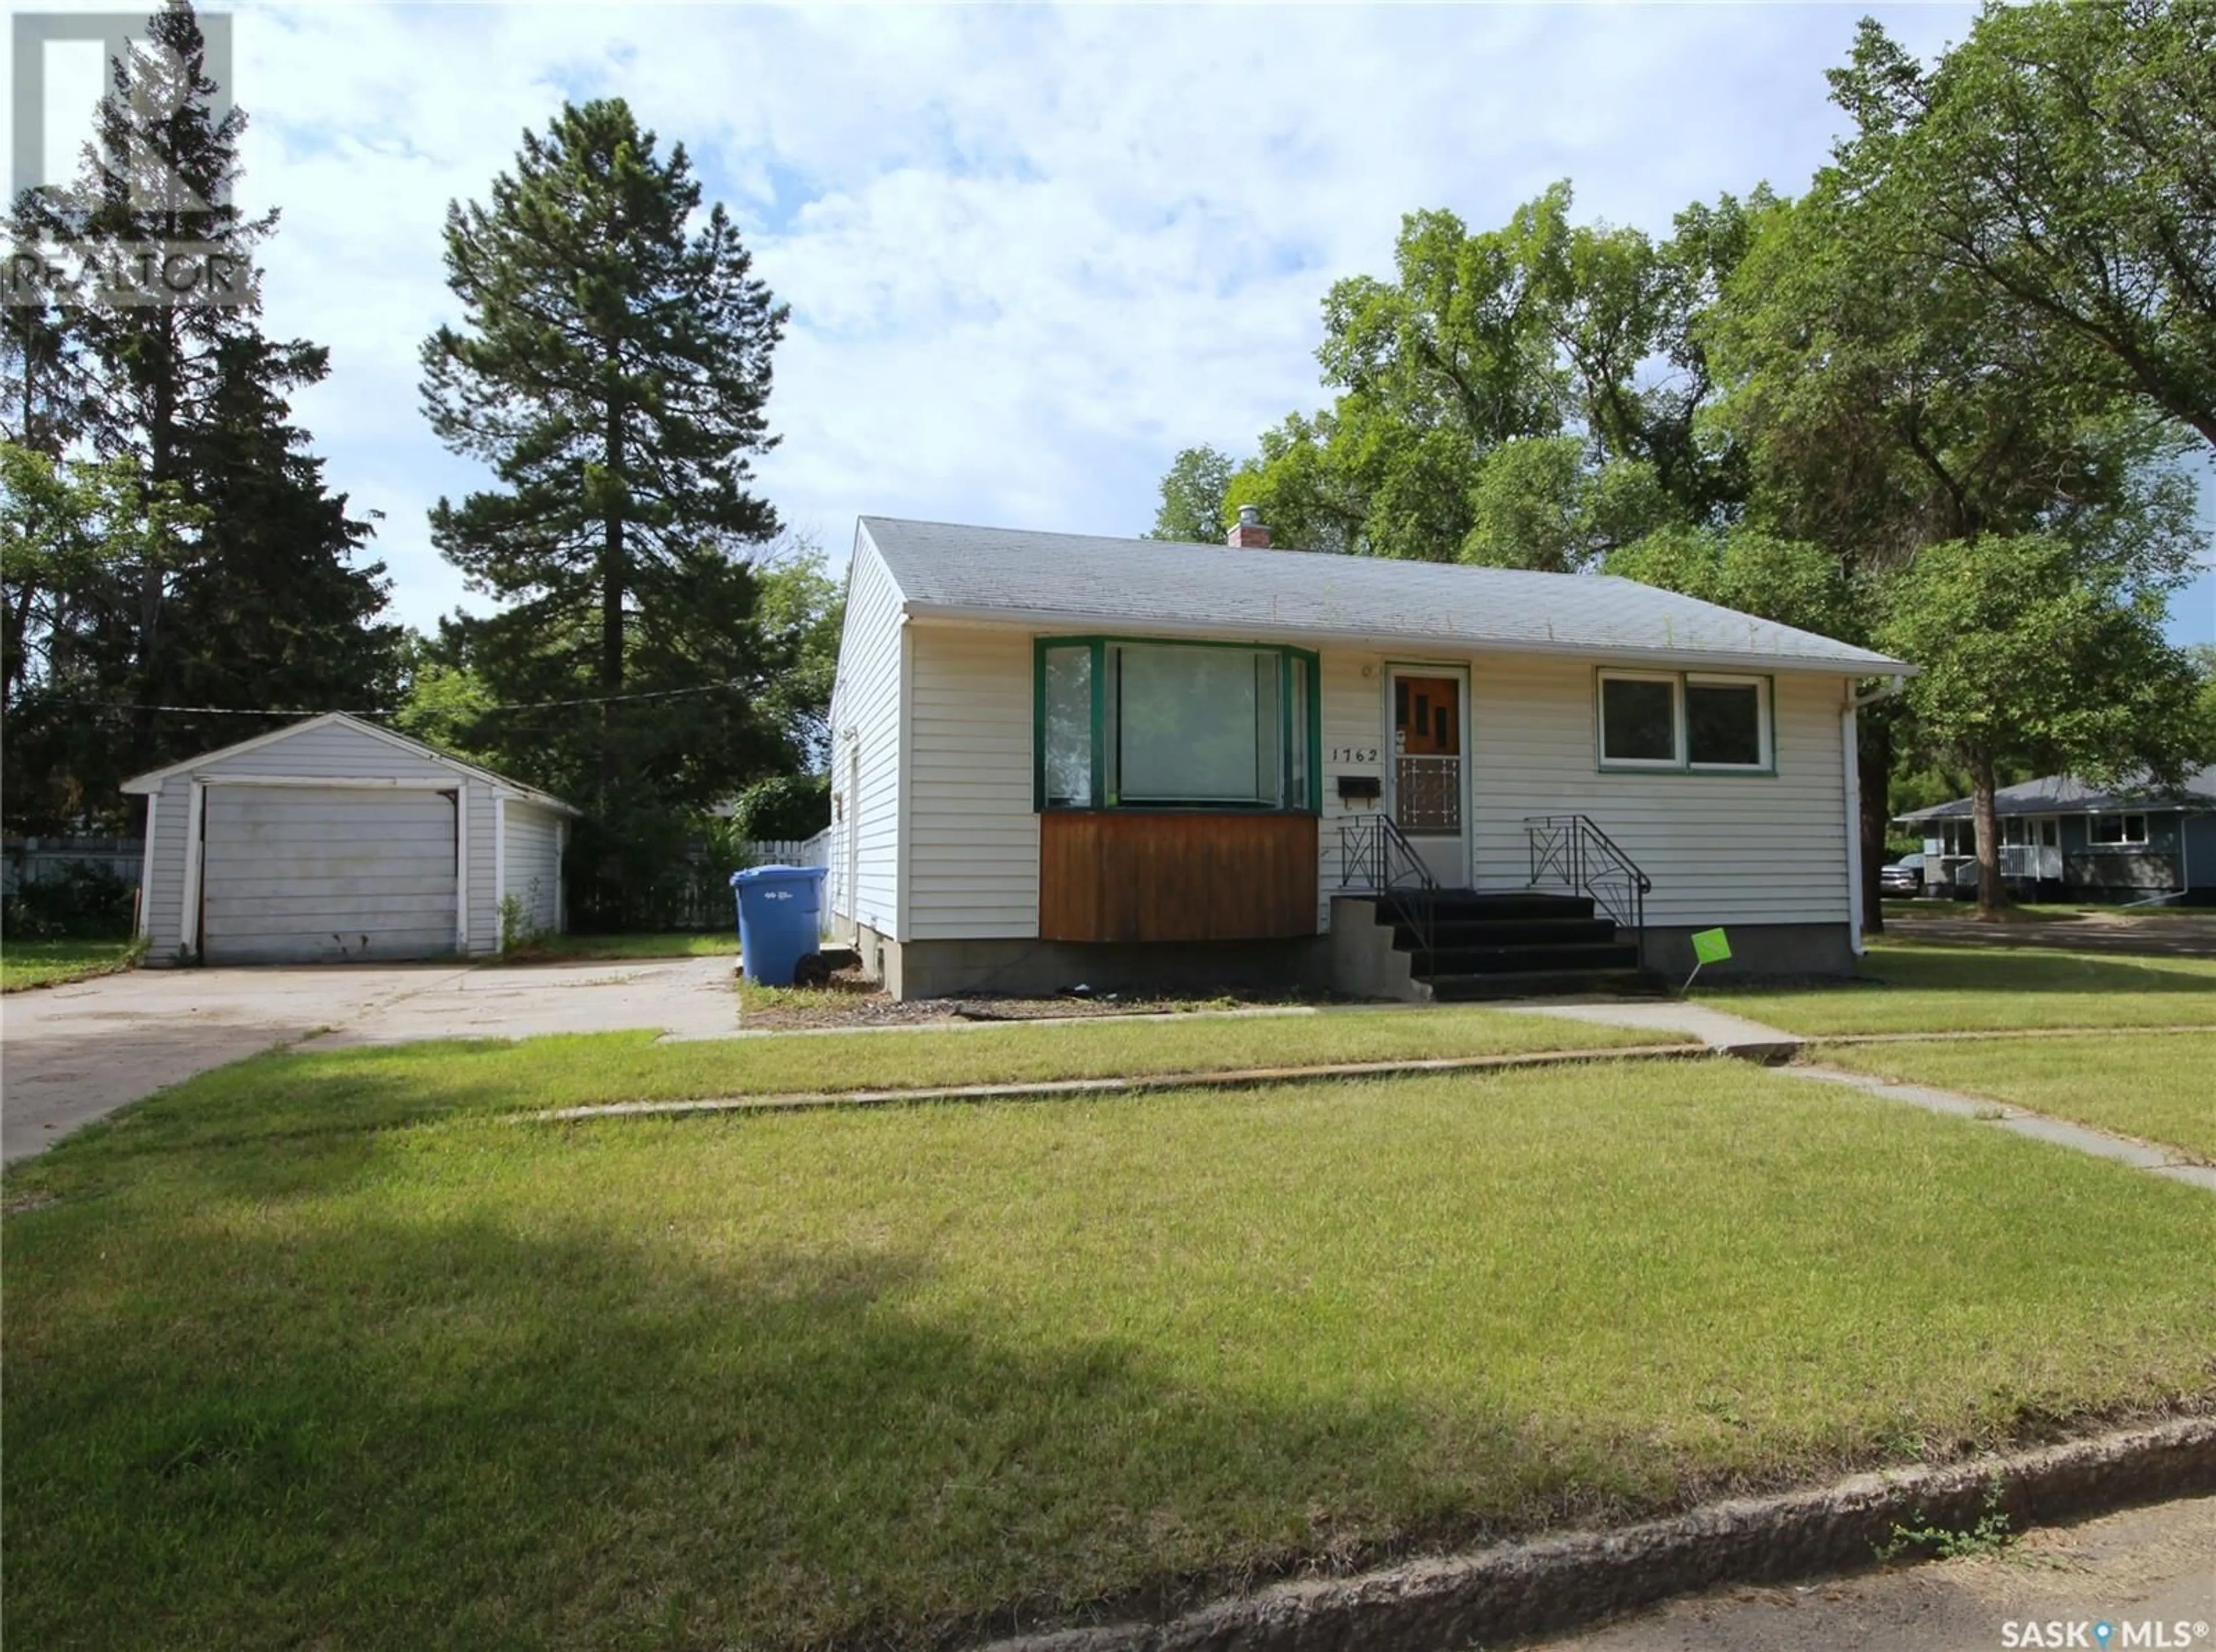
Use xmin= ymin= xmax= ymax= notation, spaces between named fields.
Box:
xmin=2 ymin=0 xmax=396 ymax=830
xmin=420 ymin=98 xmax=802 ymax=916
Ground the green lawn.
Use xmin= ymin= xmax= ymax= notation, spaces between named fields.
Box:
xmin=41 ymin=1007 xmax=1685 ymax=1162
xmin=7 ymin=1056 xmax=2213 ymax=1649
xmin=1881 ymin=899 xmax=2212 ymax=923
xmin=1816 ymin=1031 xmax=2216 ymax=1164
xmin=1 ymin=936 xmax=138 ymax=992
xmin=504 ymin=930 xmax=736 ymax=961
xmin=1701 ymin=941 xmax=2216 ymax=1036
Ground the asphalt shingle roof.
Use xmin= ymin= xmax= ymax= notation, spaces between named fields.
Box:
xmin=859 ymin=517 xmax=1910 ymax=676
xmin=1896 ymin=765 xmax=2216 ymax=821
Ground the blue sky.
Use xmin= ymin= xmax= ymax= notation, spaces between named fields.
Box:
xmin=10 ymin=2 xmax=2211 ymax=647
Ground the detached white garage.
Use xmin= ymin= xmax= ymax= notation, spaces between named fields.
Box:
xmin=123 ymin=713 xmax=578 ymax=967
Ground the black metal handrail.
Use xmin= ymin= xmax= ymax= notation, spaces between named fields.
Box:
xmin=1523 ymin=814 xmax=1652 ymax=969
xmin=1338 ymin=813 xmax=1439 ymax=954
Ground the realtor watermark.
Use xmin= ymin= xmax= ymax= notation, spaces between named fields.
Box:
xmin=2002 ymin=1620 xmax=2211 ymax=1649
xmin=6 ymin=238 xmax=247 ymax=307
xmin=6 ymin=10 xmax=243 ymax=306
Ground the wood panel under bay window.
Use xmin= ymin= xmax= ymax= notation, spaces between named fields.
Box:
xmin=1039 ymin=811 xmax=1319 ymax=942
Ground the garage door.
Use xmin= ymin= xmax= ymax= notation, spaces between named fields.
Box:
xmin=200 ymin=786 xmax=459 ymax=964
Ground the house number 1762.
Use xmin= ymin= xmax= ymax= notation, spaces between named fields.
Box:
xmin=1330 ymin=747 xmax=1378 ymax=763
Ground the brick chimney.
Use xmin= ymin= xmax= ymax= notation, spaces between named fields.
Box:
xmin=1226 ymin=503 xmax=1271 ymax=549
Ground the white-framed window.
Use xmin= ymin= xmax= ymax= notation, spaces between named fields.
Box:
xmin=1035 ymin=636 xmax=1319 ymax=812
xmin=2090 ymin=812 xmax=2149 ymax=846
xmin=1598 ymin=670 xmax=1772 ymax=773
xmin=1597 ymin=671 xmax=1680 ymax=767
xmin=1933 ymin=819 xmax=1978 ymax=857
xmin=1685 ymin=674 xmax=1772 ymax=770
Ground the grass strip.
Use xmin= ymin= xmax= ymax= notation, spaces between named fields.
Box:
xmin=530 ymin=1042 xmax=1708 ymax=1119
xmin=1700 ymin=942 xmax=2216 ymax=1036
xmin=1 ymin=937 xmax=140 ymax=992
xmin=500 ymin=930 xmax=736 ymax=961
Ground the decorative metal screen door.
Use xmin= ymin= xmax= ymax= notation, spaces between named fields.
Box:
xmin=1387 ymin=668 xmax=1468 ymax=886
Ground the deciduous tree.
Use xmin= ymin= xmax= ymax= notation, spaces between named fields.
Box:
xmin=1828 ymin=3 xmax=2216 ymax=449
xmin=1879 ymin=533 xmax=2202 ymax=915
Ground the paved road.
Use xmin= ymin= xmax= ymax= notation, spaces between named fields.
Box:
xmin=0 ymin=956 xmax=739 ymax=1162
xmin=1539 ymin=1495 xmax=2216 ymax=1652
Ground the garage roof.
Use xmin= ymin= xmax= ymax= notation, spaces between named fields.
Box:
xmin=859 ymin=516 xmax=1912 ymax=676
xmin=119 ymin=713 xmax=579 ymax=814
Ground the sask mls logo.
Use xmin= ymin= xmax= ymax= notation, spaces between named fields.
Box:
xmin=2002 ymin=1622 xmax=2211 ymax=1649
xmin=10 ymin=10 xmax=235 ymax=209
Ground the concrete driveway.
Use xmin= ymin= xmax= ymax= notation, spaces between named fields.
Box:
xmin=0 ymin=956 xmax=739 ymax=1163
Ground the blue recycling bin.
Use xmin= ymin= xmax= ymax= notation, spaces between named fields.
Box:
xmin=730 ymin=864 xmax=829 ymax=986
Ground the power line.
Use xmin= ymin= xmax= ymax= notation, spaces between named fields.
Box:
xmin=19 ymin=679 xmax=751 ymax=717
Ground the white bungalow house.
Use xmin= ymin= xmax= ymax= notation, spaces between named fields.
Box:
xmin=823 ymin=511 xmax=1911 ymax=1001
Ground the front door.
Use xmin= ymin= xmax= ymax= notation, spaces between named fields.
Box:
xmin=1386 ymin=666 xmax=1468 ymax=887
xmin=2034 ymin=816 xmax=2063 ymax=881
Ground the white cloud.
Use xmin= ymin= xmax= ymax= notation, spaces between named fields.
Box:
xmin=17 ymin=0 xmax=1990 ymax=631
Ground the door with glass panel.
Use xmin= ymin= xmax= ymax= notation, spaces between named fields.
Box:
xmin=1386 ymin=666 xmax=1468 ymax=886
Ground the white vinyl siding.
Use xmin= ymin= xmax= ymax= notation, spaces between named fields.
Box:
xmin=1468 ymin=654 xmax=1846 ymax=926
xmin=881 ymin=622 xmax=1852 ymax=945
xmin=906 ymin=622 xmax=1038 ymax=940
xmin=1317 ymin=649 xmax=1390 ymax=925
xmin=1319 ymin=647 xmax=1847 ymax=928
xmin=200 ymin=786 xmax=458 ymax=964
xmin=826 ymin=531 xmax=906 ymax=936
xmin=500 ymin=801 xmax=565 ymax=938
xmin=141 ymin=775 xmax=194 ymax=958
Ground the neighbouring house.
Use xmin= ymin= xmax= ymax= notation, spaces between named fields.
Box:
xmin=124 ymin=713 xmax=578 ymax=965
xmin=822 ymin=511 xmax=1912 ymax=1001
xmin=1896 ymin=766 xmax=2216 ymax=904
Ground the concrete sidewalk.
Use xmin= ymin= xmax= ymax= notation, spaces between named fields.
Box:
xmin=1505 ymin=997 xmax=2216 ymax=1194
xmin=1789 ymin=1063 xmax=2216 ymax=1193
xmin=1513 ymin=999 xmax=1805 ymax=1062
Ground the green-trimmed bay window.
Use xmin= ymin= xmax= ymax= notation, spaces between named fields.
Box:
xmin=1034 ymin=636 xmax=1321 ymax=812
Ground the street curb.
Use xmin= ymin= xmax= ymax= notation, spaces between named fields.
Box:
xmin=974 ymin=1417 xmax=2216 ymax=1652
xmin=525 ymin=1043 xmax=1709 ymax=1122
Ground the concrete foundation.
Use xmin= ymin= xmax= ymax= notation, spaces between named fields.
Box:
xmin=1642 ymin=921 xmax=1856 ymax=980
xmin=847 ymin=916 xmax=1858 ymax=999
xmin=853 ymin=921 xmax=1331 ymax=1001
xmin=1326 ymin=897 xmax=1425 ymax=1002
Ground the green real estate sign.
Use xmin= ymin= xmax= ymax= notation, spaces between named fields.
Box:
xmin=1690 ymin=928 xmax=1732 ymax=965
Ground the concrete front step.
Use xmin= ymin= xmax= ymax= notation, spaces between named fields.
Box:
xmin=1422 ymin=968 xmax=1664 ymax=1002
xmin=1395 ymin=917 xmax=1619 ymax=950
xmin=1425 ymin=891 xmax=1596 ymax=923
xmin=1411 ymin=941 xmax=1642 ymax=977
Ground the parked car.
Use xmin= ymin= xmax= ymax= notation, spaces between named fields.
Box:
xmin=1880 ymin=853 xmax=1925 ymax=896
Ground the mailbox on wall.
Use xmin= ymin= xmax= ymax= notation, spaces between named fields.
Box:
xmin=1335 ymin=774 xmax=1382 ymax=804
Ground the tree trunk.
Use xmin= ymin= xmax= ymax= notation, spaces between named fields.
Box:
xmin=1970 ymin=749 xmax=2007 ymax=918
xmin=1859 ymin=714 xmax=1892 ymax=937
xmin=598 ymin=403 xmax=626 ymax=804
xmin=133 ymin=317 xmax=178 ymax=772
